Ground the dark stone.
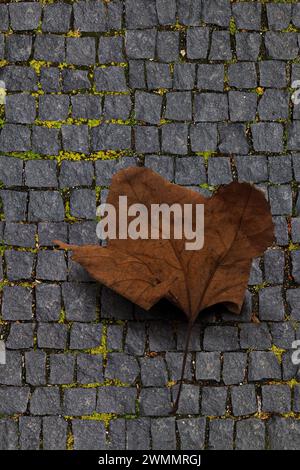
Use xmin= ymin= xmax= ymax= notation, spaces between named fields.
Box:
xmin=25 ymin=160 xmax=58 ymax=188
xmin=165 ymin=92 xmax=192 ymax=121
xmin=30 ymin=387 xmax=61 ymax=415
xmin=235 ymin=419 xmax=265 ymax=450
xmin=59 ymin=161 xmax=94 ymax=188
xmin=6 ymin=322 xmax=34 ymax=349
xmin=268 ymin=417 xmax=300 ymax=450
xmin=77 ymin=354 xmax=103 ymax=384
xmin=36 ymin=283 xmax=61 ymax=322
xmin=69 ymin=323 xmax=102 ymax=350
xmin=196 ymin=352 xmax=221 ymax=381
xmin=126 ymin=29 xmax=156 ymax=59
xmin=105 ymin=353 xmax=139 ymax=383
xmin=248 ymin=351 xmax=281 ymax=381
xmin=25 ymin=350 xmax=46 ymax=386
xmin=162 ymin=124 xmax=188 ymax=155
xmin=228 ymin=91 xmax=257 ymax=122
xmin=194 ymin=93 xmax=228 ymax=122
xmin=228 ymin=63 xmax=257 ymax=89
xmin=218 ymin=123 xmax=249 ymax=154
xmin=209 ymin=31 xmax=232 ymax=61
xmin=140 ymin=388 xmax=172 ymax=416
xmin=201 ymin=386 xmax=227 ymax=416
xmin=72 ymin=420 xmax=106 ymax=450
xmin=71 ymin=95 xmax=102 ymax=120
xmin=135 ymin=126 xmax=160 ymax=153
xmin=269 ymin=185 xmax=292 ymax=215
xmin=146 ymin=62 xmax=172 ymax=89
xmin=175 ymin=156 xmax=206 ymax=185
xmin=202 ymin=0 xmax=231 ymax=27
xmin=203 ymin=326 xmax=239 ymax=351
xmin=232 ymin=2 xmax=261 ymax=30
xmin=0 ymin=351 xmax=22 ymax=385
xmin=73 ymin=1 xmax=106 ymax=32
xmin=9 ymin=2 xmax=42 ymax=30
xmin=0 ymin=124 xmax=31 ymax=152
xmin=6 ymin=34 xmax=32 ymax=62
xmin=42 ymin=2 xmax=72 ymax=32
xmin=151 ymin=417 xmax=176 ymax=450
xmin=236 ymin=33 xmax=261 ymax=61
xmin=0 ymin=156 xmax=23 ymax=186
xmin=4 ymin=223 xmax=36 ymax=248
xmin=259 ymin=286 xmax=285 ymax=321
xmin=43 ymin=417 xmax=68 ymax=450
xmin=252 ymin=123 xmax=284 ymax=153
xmin=178 ymin=418 xmax=206 ymax=450
xmin=0 ymin=386 xmax=29 ymax=414
xmin=126 ymin=418 xmax=151 ymax=450
xmin=37 ymin=324 xmax=68 ymax=350
xmin=19 ymin=416 xmax=41 ymax=450
xmin=265 ymin=32 xmax=298 ymax=60
xmin=34 ymin=34 xmax=65 ymax=62
xmin=38 ymin=95 xmax=69 ymax=121
xmin=262 ymin=384 xmax=291 ymax=413
xmin=231 ymin=384 xmax=257 ymax=416
xmin=173 ymin=63 xmax=196 ymax=90
xmin=96 ymin=386 xmax=136 ymax=414
xmin=157 ymin=31 xmax=179 ymax=62
xmin=103 ymin=95 xmax=131 ymax=120
xmin=190 ymin=124 xmax=218 ymax=153
xmin=264 ymin=248 xmax=285 ymax=284
xmin=1 ymin=285 xmax=32 ymax=320
xmin=49 ymin=354 xmax=75 ymax=385
xmin=259 ymin=61 xmax=287 ymax=88
xmin=135 ymin=91 xmax=162 ymax=124
xmin=240 ymin=324 xmax=272 ymax=349
xmin=63 ymin=388 xmax=96 ymax=416
xmin=208 ymin=419 xmax=234 ymax=450
xmin=223 ymin=353 xmax=247 ymax=385
xmin=95 ymin=67 xmax=128 ymax=92
xmin=144 ymin=155 xmax=174 ymax=180
xmin=267 ymin=4 xmax=291 ymax=30
xmin=32 ymin=127 xmax=60 ymax=155
xmin=36 ymin=251 xmax=67 ymax=281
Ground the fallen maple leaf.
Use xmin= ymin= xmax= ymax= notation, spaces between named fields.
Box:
xmin=54 ymin=167 xmax=274 ymax=412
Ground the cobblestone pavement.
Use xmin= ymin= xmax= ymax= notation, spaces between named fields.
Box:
xmin=0 ymin=0 xmax=300 ymax=451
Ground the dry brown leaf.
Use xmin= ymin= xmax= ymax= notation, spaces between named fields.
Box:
xmin=54 ymin=166 xmax=274 ymax=412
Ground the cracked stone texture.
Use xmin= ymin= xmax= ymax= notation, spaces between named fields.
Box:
xmin=0 ymin=0 xmax=299 ymax=452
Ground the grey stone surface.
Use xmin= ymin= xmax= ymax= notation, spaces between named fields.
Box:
xmin=0 ymin=0 xmax=298 ymax=450
xmin=248 ymin=351 xmax=281 ymax=381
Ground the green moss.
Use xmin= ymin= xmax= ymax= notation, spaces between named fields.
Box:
xmin=199 ymin=183 xmax=215 ymax=191
xmin=34 ymin=120 xmax=62 ymax=129
xmin=66 ymin=30 xmax=81 ymax=38
xmin=64 ymin=200 xmax=77 ymax=223
xmin=81 ymin=413 xmax=116 ymax=427
xmin=255 ymin=87 xmax=264 ymax=96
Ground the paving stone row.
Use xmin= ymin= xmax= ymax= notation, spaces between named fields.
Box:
xmin=0 ymin=0 xmax=300 ymax=450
